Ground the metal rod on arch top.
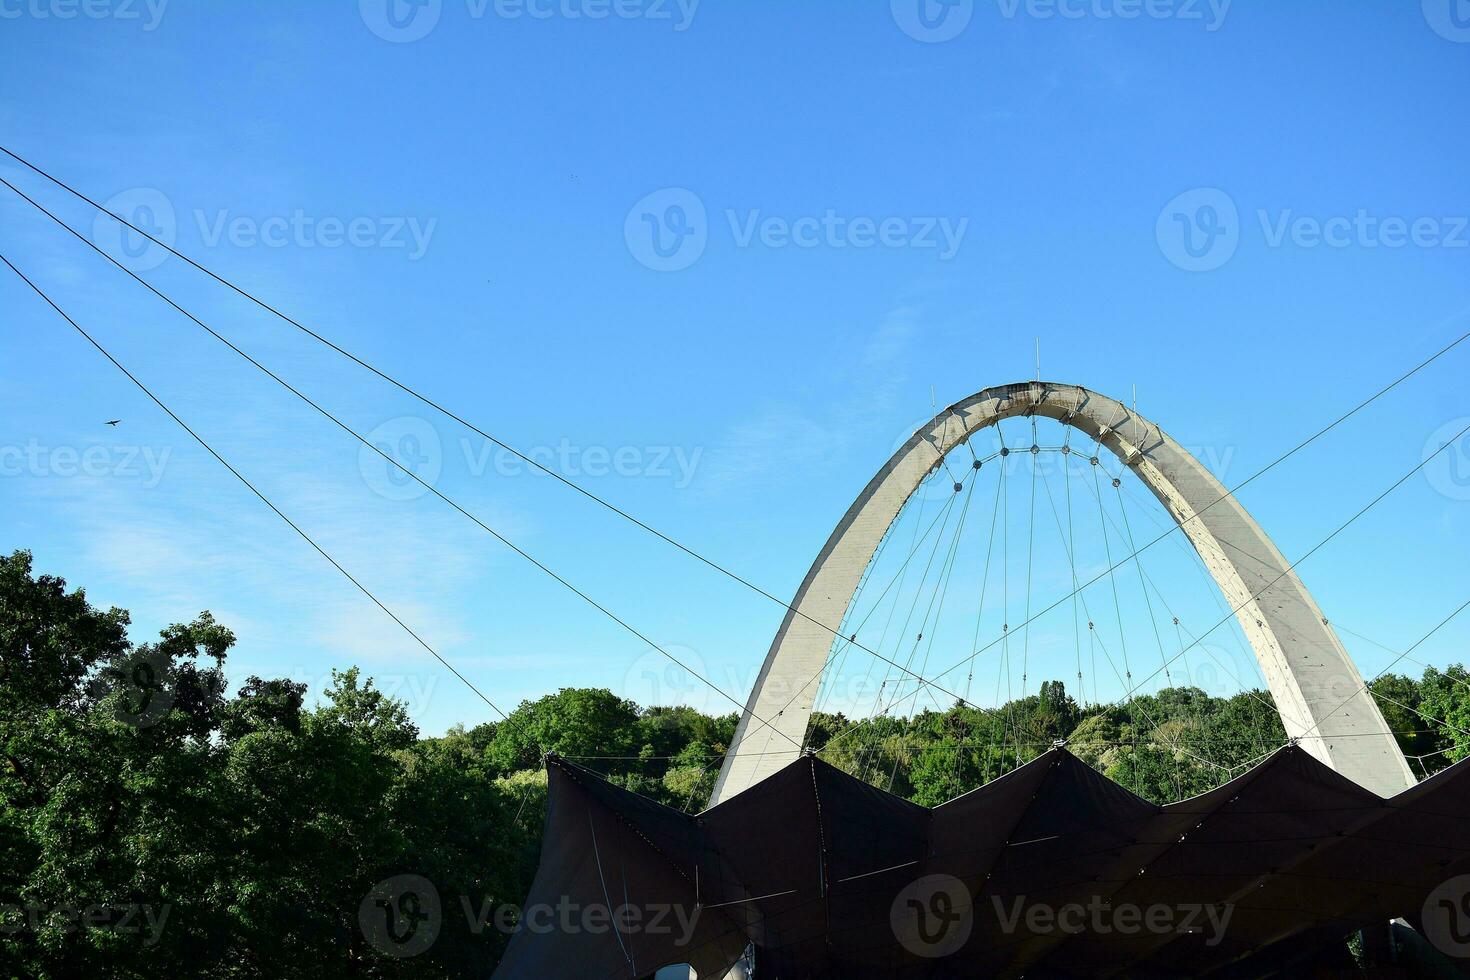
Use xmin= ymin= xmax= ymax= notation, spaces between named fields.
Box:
xmin=709 ymin=382 xmax=1417 ymax=804
xmin=4 ymin=144 xmax=1468 ymax=730
xmin=5 ymin=146 xmax=1466 ymax=798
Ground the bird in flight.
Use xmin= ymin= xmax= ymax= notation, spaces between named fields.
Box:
xmin=105 ymin=419 xmax=122 ymax=426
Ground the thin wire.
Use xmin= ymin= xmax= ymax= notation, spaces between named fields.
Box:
xmin=567 ymin=729 xmax=1448 ymax=761
xmin=1336 ymin=623 xmax=1470 ymax=695
xmin=0 ymin=148 xmax=998 ymax=721
xmin=6 ymin=146 xmax=1469 ymax=736
xmin=1092 ymin=459 xmax=1138 ymax=792
xmin=12 ymin=153 xmax=1470 ymax=798
xmin=835 ymin=419 xmax=1470 ymax=766
xmin=586 ymin=814 xmax=635 ymax=977
xmin=1113 ymin=420 xmax=1470 ymax=708
xmin=1063 ymin=445 xmax=1085 ymax=705
xmin=807 ymin=475 xmax=967 ymax=736
xmin=895 ymin=374 xmax=1470 ymax=699
xmin=1116 ymin=478 xmax=1172 ymax=688
xmin=853 ymin=477 xmax=970 ymax=782
xmin=1039 ymin=450 xmax=1241 ymax=783
xmin=1021 ymin=429 xmax=1039 ymax=699
xmin=0 ymin=251 xmax=511 ymax=722
xmin=0 ymin=180 xmax=798 ymax=750
xmin=1295 ymin=595 xmax=1470 ymax=745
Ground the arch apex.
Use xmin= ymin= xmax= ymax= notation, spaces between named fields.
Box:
xmin=711 ymin=382 xmax=1415 ymax=804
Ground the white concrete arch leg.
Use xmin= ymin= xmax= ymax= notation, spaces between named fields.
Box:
xmin=711 ymin=382 xmax=1415 ymax=804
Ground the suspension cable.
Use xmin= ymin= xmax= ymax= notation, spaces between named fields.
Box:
xmin=0 ymin=251 xmax=513 ymax=722
xmin=0 ymin=188 xmax=798 ymax=750
xmin=5 ymin=147 xmax=1468 ymax=747
xmin=1111 ymin=419 xmax=1470 ymax=710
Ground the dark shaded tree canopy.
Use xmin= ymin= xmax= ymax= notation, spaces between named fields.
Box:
xmin=1 ymin=550 xmax=1464 ymax=977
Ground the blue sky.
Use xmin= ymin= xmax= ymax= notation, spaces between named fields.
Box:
xmin=1 ymin=0 xmax=1468 ymax=735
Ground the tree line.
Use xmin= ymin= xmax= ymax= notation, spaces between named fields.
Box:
xmin=2 ymin=550 xmax=1466 ymax=977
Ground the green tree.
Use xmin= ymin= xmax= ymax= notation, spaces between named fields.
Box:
xmin=486 ymin=688 xmax=640 ymax=774
xmin=1419 ymin=666 xmax=1470 ymax=766
xmin=3 ymin=551 xmax=1466 ymax=976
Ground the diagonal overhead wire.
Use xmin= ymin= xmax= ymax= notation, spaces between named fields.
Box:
xmin=1099 ymin=419 xmax=1470 ymax=713
xmin=0 ymin=251 xmax=513 ymax=722
xmin=4 ymin=144 xmax=1470 ymax=730
xmin=0 ymin=197 xmax=802 ymax=750
xmin=1294 ymin=595 xmax=1470 ymax=746
xmin=0 ymin=170 xmax=1003 ymax=724
xmin=823 ymin=417 xmax=1470 ymax=758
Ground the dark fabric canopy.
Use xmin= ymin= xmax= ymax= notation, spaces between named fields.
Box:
xmin=493 ymin=747 xmax=1470 ymax=979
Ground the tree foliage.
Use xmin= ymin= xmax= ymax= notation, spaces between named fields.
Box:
xmin=2 ymin=550 xmax=1466 ymax=977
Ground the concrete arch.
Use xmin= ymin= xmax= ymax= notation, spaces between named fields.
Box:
xmin=711 ymin=382 xmax=1415 ymax=803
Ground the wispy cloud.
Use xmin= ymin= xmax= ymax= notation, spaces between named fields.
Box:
xmin=696 ymin=307 xmax=921 ymax=497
